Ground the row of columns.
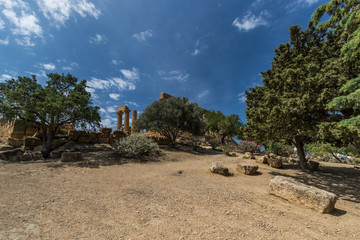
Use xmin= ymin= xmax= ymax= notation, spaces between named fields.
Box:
xmin=116 ymin=105 xmax=137 ymax=133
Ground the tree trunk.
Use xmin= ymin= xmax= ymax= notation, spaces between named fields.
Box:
xmin=221 ymin=135 xmax=225 ymax=144
xmin=41 ymin=128 xmax=54 ymax=158
xmin=295 ymin=137 xmax=309 ymax=171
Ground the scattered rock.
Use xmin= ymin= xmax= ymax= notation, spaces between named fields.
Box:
xmin=210 ymin=162 xmax=229 ymax=176
xmin=60 ymin=152 xmax=83 ymax=162
xmin=23 ymin=136 xmax=41 ymax=148
xmin=51 ymin=138 xmax=68 ymax=150
xmin=268 ymin=158 xmax=283 ymax=168
xmin=22 ymin=152 xmax=34 ymax=161
xmin=257 ymin=155 xmax=268 ymax=164
xmin=50 ymin=151 xmax=62 ymax=159
xmin=307 ymin=160 xmax=319 ymax=171
xmin=237 ymin=164 xmax=258 ymax=175
xmin=269 ymin=176 xmax=337 ymax=213
xmin=7 ymin=137 xmax=23 ymax=147
xmin=32 ymin=151 xmax=44 ymax=161
xmin=100 ymin=127 xmax=112 ymax=138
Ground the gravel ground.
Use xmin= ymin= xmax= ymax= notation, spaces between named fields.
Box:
xmin=1 ymin=146 xmax=359 ymax=239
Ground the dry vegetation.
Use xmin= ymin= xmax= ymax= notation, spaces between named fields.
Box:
xmin=1 ymin=146 xmax=359 ymax=239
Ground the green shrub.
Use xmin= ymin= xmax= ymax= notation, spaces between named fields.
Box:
xmin=209 ymin=139 xmax=220 ymax=150
xmin=114 ymin=134 xmax=161 ymax=158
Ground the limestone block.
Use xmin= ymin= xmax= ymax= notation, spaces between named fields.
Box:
xmin=32 ymin=151 xmax=44 ymax=161
xmin=307 ymin=160 xmax=320 ymax=172
xmin=100 ymin=127 xmax=112 ymax=137
xmin=0 ymin=149 xmax=23 ymax=161
xmin=7 ymin=137 xmax=23 ymax=147
xmin=268 ymin=157 xmax=283 ymax=168
xmin=77 ymin=136 xmax=92 ymax=144
xmin=237 ymin=164 xmax=258 ymax=175
xmin=269 ymin=176 xmax=337 ymax=213
xmin=0 ymin=144 xmax=14 ymax=151
xmin=25 ymin=127 xmax=38 ymax=136
xmin=51 ymin=138 xmax=68 ymax=150
xmin=68 ymin=130 xmax=80 ymax=141
xmin=90 ymin=132 xmax=98 ymax=143
xmin=60 ymin=152 xmax=83 ymax=162
xmin=210 ymin=162 xmax=229 ymax=176
xmin=111 ymin=130 xmax=127 ymax=140
xmin=22 ymin=152 xmax=34 ymax=161
xmin=257 ymin=155 xmax=268 ymax=164
xmin=50 ymin=151 xmax=62 ymax=159
xmin=98 ymin=137 xmax=110 ymax=144
xmin=23 ymin=137 xmax=42 ymax=147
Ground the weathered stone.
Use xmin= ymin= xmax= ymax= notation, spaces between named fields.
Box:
xmin=210 ymin=162 xmax=229 ymax=176
xmin=25 ymin=127 xmax=38 ymax=136
xmin=32 ymin=151 xmax=44 ymax=161
xmin=60 ymin=152 xmax=83 ymax=162
xmin=51 ymin=138 xmax=68 ymax=150
xmin=268 ymin=158 xmax=283 ymax=168
xmin=7 ymin=137 xmax=23 ymax=147
xmin=307 ymin=160 xmax=320 ymax=171
xmin=288 ymin=158 xmax=297 ymax=164
xmin=245 ymin=152 xmax=252 ymax=156
xmin=23 ymin=136 xmax=41 ymax=147
xmin=237 ymin=164 xmax=258 ymax=175
xmin=0 ymin=144 xmax=14 ymax=151
xmin=50 ymin=151 xmax=62 ymax=159
xmin=22 ymin=152 xmax=34 ymax=161
xmin=90 ymin=132 xmax=98 ymax=143
xmin=257 ymin=155 xmax=268 ymax=164
xmin=316 ymin=156 xmax=324 ymax=162
xmin=268 ymin=153 xmax=276 ymax=158
xmin=269 ymin=176 xmax=337 ymax=213
xmin=111 ymin=130 xmax=127 ymax=140
xmin=98 ymin=137 xmax=110 ymax=144
xmin=0 ymin=149 xmax=23 ymax=161
xmin=77 ymin=136 xmax=92 ymax=144
xmin=68 ymin=130 xmax=80 ymax=141
xmin=100 ymin=127 xmax=112 ymax=137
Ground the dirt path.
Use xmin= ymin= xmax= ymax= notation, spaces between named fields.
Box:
xmin=1 ymin=146 xmax=359 ymax=239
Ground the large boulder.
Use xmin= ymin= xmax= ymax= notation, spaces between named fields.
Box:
xmin=60 ymin=152 xmax=83 ymax=162
xmin=210 ymin=162 xmax=229 ymax=176
xmin=100 ymin=127 xmax=112 ymax=138
xmin=32 ymin=151 xmax=44 ymax=161
xmin=307 ymin=160 xmax=320 ymax=171
xmin=257 ymin=155 xmax=268 ymax=164
xmin=0 ymin=144 xmax=14 ymax=151
xmin=23 ymin=136 xmax=41 ymax=148
xmin=237 ymin=164 xmax=258 ymax=175
xmin=268 ymin=157 xmax=283 ymax=168
xmin=269 ymin=176 xmax=337 ymax=213
xmin=51 ymin=137 xmax=68 ymax=150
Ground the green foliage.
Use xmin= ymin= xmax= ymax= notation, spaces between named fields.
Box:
xmin=265 ymin=141 xmax=284 ymax=155
xmin=306 ymin=142 xmax=359 ymax=158
xmin=114 ymin=134 xmax=161 ymax=158
xmin=209 ymin=139 xmax=220 ymax=150
xmin=204 ymin=111 xmax=244 ymax=143
xmin=0 ymin=73 xmax=101 ymax=157
xmin=238 ymin=140 xmax=261 ymax=153
xmin=221 ymin=144 xmax=235 ymax=156
xmin=133 ymin=97 xmax=204 ymax=147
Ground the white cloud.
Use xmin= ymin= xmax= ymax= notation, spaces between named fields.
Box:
xmin=158 ymin=70 xmax=189 ymax=82
xmin=109 ymin=93 xmax=121 ymax=100
xmin=106 ymin=105 xmax=117 ymax=113
xmin=99 ymin=108 xmax=107 ymax=114
xmin=89 ymin=34 xmax=107 ymax=44
xmin=26 ymin=70 xmax=47 ymax=80
xmin=301 ymin=0 xmax=319 ymax=5
xmin=62 ymin=66 xmax=72 ymax=71
xmin=120 ymin=67 xmax=139 ymax=81
xmin=238 ymin=92 xmax=247 ymax=103
xmin=100 ymin=116 xmax=117 ymax=129
xmin=35 ymin=0 xmax=100 ymax=27
xmin=0 ymin=74 xmax=13 ymax=82
xmin=232 ymin=11 xmax=268 ymax=32
xmin=132 ymin=29 xmax=154 ymax=42
xmin=41 ymin=63 xmax=56 ymax=70
xmin=192 ymin=49 xmax=200 ymax=56
xmin=124 ymin=101 xmax=139 ymax=107
xmin=3 ymin=9 xmax=42 ymax=36
xmin=15 ymin=36 xmax=35 ymax=46
xmin=112 ymin=59 xmax=123 ymax=65
xmin=0 ymin=17 xmax=4 ymax=29
xmin=197 ymin=90 xmax=210 ymax=100
xmin=0 ymin=36 xmax=9 ymax=45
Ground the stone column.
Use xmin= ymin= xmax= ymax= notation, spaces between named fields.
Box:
xmin=116 ymin=111 xmax=123 ymax=130
xmin=131 ymin=110 xmax=138 ymax=133
xmin=124 ymin=109 xmax=131 ymax=133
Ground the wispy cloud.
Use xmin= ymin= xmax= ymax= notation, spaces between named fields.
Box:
xmin=192 ymin=49 xmax=200 ymax=56
xmin=89 ymin=34 xmax=107 ymax=44
xmin=197 ymin=90 xmax=210 ymax=100
xmin=112 ymin=59 xmax=123 ymax=65
xmin=2 ymin=8 xmax=43 ymax=37
xmin=35 ymin=0 xmax=100 ymax=27
xmin=0 ymin=74 xmax=14 ymax=82
xmin=0 ymin=17 xmax=4 ymax=30
xmin=238 ymin=92 xmax=247 ymax=103
xmin=106 ymin=105 xmax=117 ymax=113
xmin=232 ymin=11 xmax=268 ymax=32
xmin=157 ymin=70 xmax=189 ymax=82
xmin=124 ymin=101 xmax=139 ymax=107
xmin=109 ymin=93 xmax=121 ymax=100
xmin=300 ymin=0 xmax=320 ymax=5
xmin=132 ymin=29 xmax=154 ymax=42
xmin=41 ymin=63 xmax=56 ymax=71
xmin=0 ymin=36 xmax=9 ymax=45
xmin=87 ymin=68 xmax=139 ymax=91
xmin=15 ymin=36 xmax=35 ymax=46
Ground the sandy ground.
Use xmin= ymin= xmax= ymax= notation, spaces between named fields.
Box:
xmin=0 ymin=146 xmax=359 ymax=240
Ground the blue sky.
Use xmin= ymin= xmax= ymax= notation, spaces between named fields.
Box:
xmin=0 ymin=0 xmax=327 ymax=128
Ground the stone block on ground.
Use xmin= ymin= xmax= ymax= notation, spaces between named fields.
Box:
xmin=77 ymin=136 xmax=92 ymax=144
xmin=51 ymin=137 xmax=68 ymax=150
xmin=22 ymin=152 xmax=34 ymax=161
xmin=237 ymin=164 xmax=258 ymax=175
xmin=257 ymin=155 xmax=268 ymax=164
xmin=60 ymin=152 xmax=83 ymax=162
xmin=210 ymin=162 xmax=229 ymax=176
xmin=32 ymin=151 xmax=44 ymax=161
xmin=100 ymin=127 xmax=112 ymax=137
xmin=268 ymin=157 xmax=283 ymax=168
xmin=269 ymin=176 xmax=337 ymax=213
xmin=98 ymin=137 xmax=110 ymax=144
xmin=7 ymin=137 xmax=23 ymax=147
xmin=111 ymin=130 xmax=127 ymax=140
xmin=68 ymin=130 xmax=80 ymax=141
xmin=0 ymin=149 xmax=24 ymax=161
xmin=307 ymin=160 xmax=320 ymax=171
xmin=23 ymin=136 xmax=41 ymax=147
xmin=50 ymin=151 xmax=62 ymax=159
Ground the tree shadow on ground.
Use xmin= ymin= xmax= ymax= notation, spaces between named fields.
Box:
xmin=269 ymin=165 xmax=360 ymax=204
xmin=162 ymin=145 xmax=224 ymax=156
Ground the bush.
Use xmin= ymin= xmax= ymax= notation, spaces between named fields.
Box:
xmin=209 ymin=139 xmax=220 ymax=150
xmin=114 ymin=134 xmax=161 ymax=158
xmin=266 ymin=141 xmax=285 ymax=155
xmin=238 ymin=140 xmax=261 ymax=153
